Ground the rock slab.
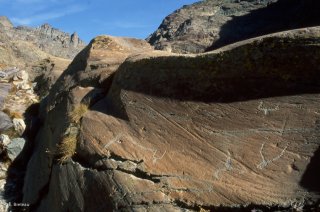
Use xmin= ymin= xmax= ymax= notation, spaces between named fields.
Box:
xmin=22 ymin=28 xmax=320 ymax=211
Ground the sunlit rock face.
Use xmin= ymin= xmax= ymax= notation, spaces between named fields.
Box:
xmin=23 ymin=28 xmax=320 ymax=211
xmin=147 ymin=0 xmax=320 ymax=54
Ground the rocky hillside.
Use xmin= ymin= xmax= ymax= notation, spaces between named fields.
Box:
xmin=19 ymin=27 xmax=320 ymax=211
xmin=0 ymin=16 xmax=81 ymax=92
xmin=0 ymin=16 xmax=85 ymax=59
xmin=0 ymin=25 xmax=48 ymax=70
xmin=147 ymin=0 xmax=320 ymax=53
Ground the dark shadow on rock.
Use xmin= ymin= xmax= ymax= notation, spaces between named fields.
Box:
xmin=82 ymin=71 xmax=130 ymax=121
xmin=299 ymin=120 xmax=320 ymax=208
xmin=89 ymin=95 xmax=129 ymax=121
xmin=300 ymin=143 xmax=320 ymax=193
xmin=207 ymin=0 xmax=320 ymax=51
xmin=107 ymin=36 xmax=320 ymax=106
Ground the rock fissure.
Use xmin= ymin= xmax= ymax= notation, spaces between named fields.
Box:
xmin=108 ymin=152 xmax=143 ymax=165
xmin=29 ymin=161 xmax=54 ymax=211
xmin=73 ymin=154 xmax=164 ymax=184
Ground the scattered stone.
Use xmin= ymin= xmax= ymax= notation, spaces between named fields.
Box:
xmin=0 ymin=134 xmax=10 ymax=146
xmin=0 ymin=178 xmax=9 ymax=211
xmin=0 ymin=111 xmax=12 ymax=132
xmin=16 ymin=70 xmax=28 ymax=81
xmin=0 ymin=191 xmax=9 ymax=212
xmin=32 ymin=82 xmax=37 ymax=89
xmin=0 ymin=163 xmax=8 ymax=180
xmin=0 ymin=171 xmax=6 ymax=180
xmin=0 ymin=71 xmax=7 ymax=78
xmin=6 ymin=138 xmax=25 ymax=161
xmin=0 ymin=16 xmax=85 ymax=211
xmin=26 ymin=90 xmax=33 ymax=95
xmin=16 ymin=81 xmax=31 ymax=90
xmin=12 ymin=119 xmax=26 ymax=136
xmin=2 ymin=68 xmax=19 ymax=80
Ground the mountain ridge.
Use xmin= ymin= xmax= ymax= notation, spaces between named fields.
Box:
xmin=0 ymin=16 xmax=85 ymax=60
xmin=147 ymin=0 xmax=320 ymax=53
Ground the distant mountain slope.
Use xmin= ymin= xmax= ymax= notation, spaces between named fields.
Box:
xmin=0 ymin=26 xmax=49 ymax=69
xmin=0 ymin=16 xmax=85 ymax=60
xmin=147 ymin=0 xmax=320 ymax=53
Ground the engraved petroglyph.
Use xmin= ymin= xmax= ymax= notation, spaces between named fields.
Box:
xmin=257 ymin=142 xmax=289 ymax=170
xmin=258 ymin=101 xmax=279 ymax=115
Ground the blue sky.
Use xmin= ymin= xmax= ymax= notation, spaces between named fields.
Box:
xmin=0 ymin=0 xmax=199 ymax=43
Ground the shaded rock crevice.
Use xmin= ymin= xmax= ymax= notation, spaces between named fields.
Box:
xmin=28 ymin=162 xmax=54 ymax=211
xmin=73 ymin=152 xmax=162 ymax=184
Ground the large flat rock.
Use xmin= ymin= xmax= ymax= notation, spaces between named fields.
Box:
xmin=80 ymin=92 xmax=319 ymax=208
xmin=23 ymin=28 xmax=320 ymax=211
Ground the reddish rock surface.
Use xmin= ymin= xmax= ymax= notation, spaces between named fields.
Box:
xmin=22 ymin=28 xmax=320 ymax=211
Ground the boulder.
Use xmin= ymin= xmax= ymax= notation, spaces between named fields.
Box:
xmin=0 ymin=71 xmax=7 ymax=78
xmin=12 ymin=118 xmax=26 ymax=136
xmin=6 ymin=138 xmax=25 ymax=161
xmin=2 ymin=67 xmax=20 ymax=81
xmin=16 ymin=70 xmax=29 ymax=81
xmin=0 ymin=111 xmax=12 ymax=132
xmin=0 ymin=134 xmax=11 ymax=146
xmin=23 ymin=27 xmax=320 ymax=211
xmin=15 ymin=81 xmax=31 ymax=90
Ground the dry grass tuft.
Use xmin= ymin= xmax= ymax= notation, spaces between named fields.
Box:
xmin=69 ymin=104 xmax=89 ymax=124
xmin=57 ymin=133 xmax=77 ymax=163
xmin=1 ymin=127 xmax=20 ymax=139
xmin=2 ymin=108 xmax=23 ymax=119
xmin=199 ymin=207 xmax=210 ymax=212
xmin=57 ymin=104 xmax=89 ymax=163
